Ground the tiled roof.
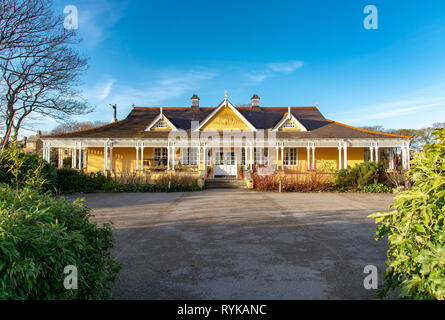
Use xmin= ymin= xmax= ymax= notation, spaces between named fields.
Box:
xmin=41 ymin=106 xmax=410 ymax=139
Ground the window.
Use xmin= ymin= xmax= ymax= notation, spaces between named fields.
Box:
xmin=215 ymin=152 xmax=224 ymax=165
xmin=254 ymin=148 xmax=269 ymax=165
xmin=283 ymin=120 xmax=296 ymax=128
xmin=182 ymin=148 xmax=198 ymax=166
xmin=284 ymin=148 xmax=298 ymax=166
xmin=154 ymin=148 xmax=168 ymax=166
xmin=364 ymin=148 xmax=370 ymax=162
xmin=155 ymin=121 xmax=168 ymax=128
xmin=226 ymin=152 xmax=235 ymax=165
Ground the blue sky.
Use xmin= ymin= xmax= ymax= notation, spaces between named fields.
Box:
xmin=48 ymin=0 xmax=445 ymax=132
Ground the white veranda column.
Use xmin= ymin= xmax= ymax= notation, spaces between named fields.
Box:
xmin=109 ymin=145 xmax=113 ymax=171
xmin=78 ymin=142 xmax=82 ymax=170
xmin=167 ymin=143 xmax=170 ymax=170
xmin=402 ymin=147 xmax=407 ymax=170
xmin=343 ymin=143 xmax=348 ymax=169
xmin=312 ymin=146 xmax=315 ymax=170
xmin=203 ymin=145 xmax=207 ymax=171
xmin=375 ymin=146 xmax=379 ymax=163
xmin=370 ymin=146 xmax=374 ymax=161
xmin=58 ymin=149 xmax=62 ymax=168
xmin=73 ymin=142 xmax=78 ymax=169
xmin=140 ymin=143 xmax=144 ymax=171
xmin=275 ymin=146 xmax=279 ymax=170
xmin=306 ymin=146 xmax=311 ymax=171
xmin=103 ymin=141 xmax=108 ymax=173
xmin=135 ymin=143 xmax=139 ymax=171
xmin=389 ymin=148 xmax=394 ymax=170
xmin=197 ymin=144 xmax=201 ymax=170
xmin=47 ymin=144 xmax=51 ymax=163
xmin=281 ymin=145 xmax=284 ymax=170
xmin=172 ymin=144 xmax=176 ymax=171
xmin=406 ymin=146 xmax=411 ymax=169
xmin=338 ymin=146 xmax=343 ymax=170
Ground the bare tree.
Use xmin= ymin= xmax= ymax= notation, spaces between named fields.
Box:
xmin=0 ymin=0 xmax=92 ymax=151
xmin=49 ymin=120 xmax=108 ymax=134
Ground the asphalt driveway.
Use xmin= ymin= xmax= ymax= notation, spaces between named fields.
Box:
xmin=71 ymin=190 xmax=394 ymax=300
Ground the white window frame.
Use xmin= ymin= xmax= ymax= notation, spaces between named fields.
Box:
xmin=154 ymin=148 xmax=168 ymax=166
xmin=284 ymin=148 xmax=298 ymax=166
xmin=182 ymin=148 xmax=198 ymax=166
xmin=254 ymin=148 xmax=269 ymax=165
xmin=283 ymin=120 xmax=296 ymax=128
xmin=155 ymin=121 xmax=169 ymax=128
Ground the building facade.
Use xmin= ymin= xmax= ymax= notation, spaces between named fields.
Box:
xmin=40 ymin=94 xmax=411 ymax=177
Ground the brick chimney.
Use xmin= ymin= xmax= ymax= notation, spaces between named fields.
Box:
xmin=191 ymin=94 xmax=200 ymax=110
xmin=251 ymin=94 xmax=260 ymax=110
xmin=36 ymin=130 xmax=42 ymax=137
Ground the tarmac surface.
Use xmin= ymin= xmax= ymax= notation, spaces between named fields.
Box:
xmin=70 ymin=190 xmax=394 ymax=299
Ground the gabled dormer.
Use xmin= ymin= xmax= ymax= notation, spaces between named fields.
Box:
xmin=273 ymin=107 xmax=307 ymax=131
xmin=145 ymin=107 xmax=178 ymax=131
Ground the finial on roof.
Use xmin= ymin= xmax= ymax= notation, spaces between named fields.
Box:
xmin=110 ymin=104 xmax=117 ymax=123
xmin=160 ymin=106 xmax=163 ymax=117
xmin=288 ymin=106 xmax=291 ymax=117
xmin=225 ymin=91 xmax=228 ymax=100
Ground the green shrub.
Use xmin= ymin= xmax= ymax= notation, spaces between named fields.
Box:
xmin=0 ymin=144 xmax=57 ymax=193
xmin=369 ymin=128 xmax=445 ymax=299
xmin=0 ymin=185 xmax=122 ymax=299
xmin=101 ymin=181 xmax=202 ymax=193
xmin=56 ymin=169 xmax=108 ymax=194
xmin=101 ymin=181 xmax=124 ymax=192
xmin=359 ymin=183 xmax=393 ymax=193
xmin=334 ymin=161 xmax=386 ymax=190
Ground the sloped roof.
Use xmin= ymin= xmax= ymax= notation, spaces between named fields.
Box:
xmin=41 ymin=106 xmax=410 ymax=139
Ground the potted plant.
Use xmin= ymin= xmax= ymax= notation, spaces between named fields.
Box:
xmin=206 ymin=167 xmax=211 ymax=178
xmin=239 ymin=166 xmax=244 ymax=179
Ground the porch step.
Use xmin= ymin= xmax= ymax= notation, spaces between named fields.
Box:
xmin=205 ymin=178 xmax=246 ymax=189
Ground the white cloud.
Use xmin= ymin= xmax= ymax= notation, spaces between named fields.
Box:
xmin=245 ymin=72 xmax=272 ymax=82
xmin=267 ymin=60 xmax=304 ymax=73
xmin=109 ymin=69 xmax=216 ymax=107
xmin=245 ymin=60 xmax=304 ymax=83
xmin=98 ymin=79 xmax=116 ymax=100
xmin=75 ymin=0 xmax=127 ymax=47
xmin=340 ymin=97 xmax=445 ymax=124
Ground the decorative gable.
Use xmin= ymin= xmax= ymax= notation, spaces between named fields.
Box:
xmin=201 ymin=105 xmax=251 ymax=130
xmin=197 ymin=93 xmax=256 ymax=131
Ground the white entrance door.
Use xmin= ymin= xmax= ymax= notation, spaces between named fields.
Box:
xmin=214 ymin=151 xmax=237 ymax=176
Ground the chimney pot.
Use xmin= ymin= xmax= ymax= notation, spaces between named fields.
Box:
xmin=36 ymin=130 xmax=42 ymax=137
xmin=251 ymin=94 xmax=260 ymax=109
xmin=191 ymin=94 xmax=200 ymax=109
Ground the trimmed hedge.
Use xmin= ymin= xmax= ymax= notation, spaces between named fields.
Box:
xmin=101 ymin=181 xmax=202 ymax=193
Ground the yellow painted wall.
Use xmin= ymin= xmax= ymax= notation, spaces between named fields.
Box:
xmin=86 ymin=146 xmax=365 ymax=173
xmin=347 ymin=147 xmax=365 ymax=168
xmin=201 ymin=106 xmax=250 ymax=130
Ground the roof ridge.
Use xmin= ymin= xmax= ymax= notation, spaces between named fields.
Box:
xmin=41 ymin=120 xmax=126 ymax=138
xmin=325 ymin=120 xmax=412 ymax=138
xmin=133 ymin=106 xmax=318 ymax=110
